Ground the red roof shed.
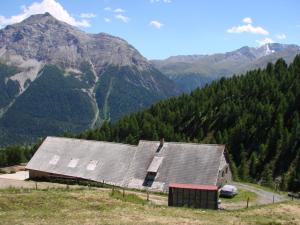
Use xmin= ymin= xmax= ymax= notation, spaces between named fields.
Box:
xmin=169 ymin=183 xmax=218 ymax=191
xmin=168 ymin=183 xmax=219 ymax=210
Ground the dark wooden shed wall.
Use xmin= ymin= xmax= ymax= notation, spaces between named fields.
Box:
xmin=168 ymin=187 xmax=218 ymax=209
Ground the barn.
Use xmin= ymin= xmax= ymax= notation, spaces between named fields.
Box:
xmin=26 ymin=137 xmax=231 ymax=192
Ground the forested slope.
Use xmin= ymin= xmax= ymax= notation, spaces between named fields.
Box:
xmin=78 ymin=56 xmax=300 ymax=191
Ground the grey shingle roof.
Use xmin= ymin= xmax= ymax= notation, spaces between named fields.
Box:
xmin=26 ymin=137 xmax=226 ymax=192
xmin=26 ymin=137 xmax=136 ymax=186
xmin=127 ymin=141 xmax=225 ymax=192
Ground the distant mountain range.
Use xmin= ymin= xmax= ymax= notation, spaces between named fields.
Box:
xmin=151 ymin=43 xmax=300 ymax=92
xmin=0 ymin=13 xmax=181 ymax=145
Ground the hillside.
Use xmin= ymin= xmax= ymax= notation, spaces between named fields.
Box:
xmin=152 ymin=43 xmax=300 ymax=92
xmin=0 ymin=13 xmax=181 ymax=146
xmin=77 ymin=56 xmax=300 ymax=191
xmin=0 ymin=188 xmax=299 ymax=225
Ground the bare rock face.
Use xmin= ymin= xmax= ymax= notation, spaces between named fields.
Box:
xmin=0 ymin=13 xmax=181 ymax=146
xmin=0 ymin=13 xmax=149 ymax=72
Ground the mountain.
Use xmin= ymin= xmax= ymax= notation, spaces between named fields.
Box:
xmin=76 ymin=56 xmax=300 ymax=191
xmin=151 ymin=43 xmax=300 ymax=92
xmin=0 ymin=13 xmax=181 ymax=145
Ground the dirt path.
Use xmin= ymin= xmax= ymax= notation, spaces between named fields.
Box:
xmin=0 ymin=171 xmax=29 ymax=180
xmin=234 ymin=182 xmax=288 ymax=205
xmin=220 ymin=183 xmax=289 ymax=210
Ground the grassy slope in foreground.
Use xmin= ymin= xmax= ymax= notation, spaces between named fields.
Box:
xmin=0 ymin=188 xmax=299 ymax=225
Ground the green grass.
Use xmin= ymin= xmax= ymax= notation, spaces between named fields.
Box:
xmin=110 ymin=189 xmax=148 ymax=205
xmin=220 ymin=189 xmax=258 ymax=203
xmin=0 ymin=188 xmax=299 ymax=225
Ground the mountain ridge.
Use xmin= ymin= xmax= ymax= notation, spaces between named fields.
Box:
xmin=151 ymin=43 xmax=300 ymax=92
xmin=0 ymin=13 xmax=181 ymax=146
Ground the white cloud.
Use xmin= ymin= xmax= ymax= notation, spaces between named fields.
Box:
xmin=104 ymin=17 xmax=111 ymax=23
xmin=0 ymin=0 xmax=91 ymax=27
xmin=80 ymin=13 xmax=96 ymax=19
xmin=256 ymin=38 xmax=274 ymax=46
xmin=115 ymin=14 xmax=130 ymax=23
xmin=104 ymin=7 xmax=129 ymax=24
xmin=150 ymin=20 xmax=163 ymax=29
xmin=276 ymin=33 xmax=286 ymax=40
xmin=227 ymin=24 xmax=269 ymax=35
xmin=114 ymin=8 xmax=125 ymax=13
xmin=227 ymin=18 xmax=269 ymax=35
xmin=243 ymin=17 xmax=252 ymax=24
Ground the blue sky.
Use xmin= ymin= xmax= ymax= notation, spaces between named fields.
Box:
xmin=0 ymin=0 xmax=299 ymax=59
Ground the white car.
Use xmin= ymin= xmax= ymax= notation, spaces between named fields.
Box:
xmin=220 ymin=185 xmax=238 ymax=198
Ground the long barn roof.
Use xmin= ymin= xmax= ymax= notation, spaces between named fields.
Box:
xmin=26 ymin=137 xmax=226 ymax=192
xmin=26 ymin=137 xmax=136 ymax=186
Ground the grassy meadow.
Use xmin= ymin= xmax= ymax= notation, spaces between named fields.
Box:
xmin=0 ymin=187 xmax=299 ymax=225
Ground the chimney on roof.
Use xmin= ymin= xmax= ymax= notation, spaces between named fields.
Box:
xmin=156 ymin=138 xmax=164 ymax=153
xmin=160 ymin=138 xmax=164 ymax=147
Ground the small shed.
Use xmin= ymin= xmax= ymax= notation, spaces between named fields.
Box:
xmin=168 ymin=183 xmax=219 ymax=209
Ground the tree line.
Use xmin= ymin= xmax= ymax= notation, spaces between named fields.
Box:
xmin=0 ymin=141 xmax=41 ymax=168
xmin=1 ymin=56 xmax=300 ymax=191
xmin=76 ymin=56 xmax=300 ymax=191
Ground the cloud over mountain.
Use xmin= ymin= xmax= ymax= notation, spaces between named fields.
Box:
xmin=227 ymin=17 xmax=269 ymax=35
xmin=0 ymin=0 xmax=92 ymax=28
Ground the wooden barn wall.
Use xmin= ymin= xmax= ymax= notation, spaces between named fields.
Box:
xmin=168 ymin=188 xmax=218 ymax=210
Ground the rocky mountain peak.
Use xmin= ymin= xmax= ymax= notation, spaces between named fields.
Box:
xmin=0 ymin=13 xmax=149 ymax=72
xmin=19 ymin=12 xmax=59 ymax=24
xmin=0 ymin=14 xmax=181 ymax=145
